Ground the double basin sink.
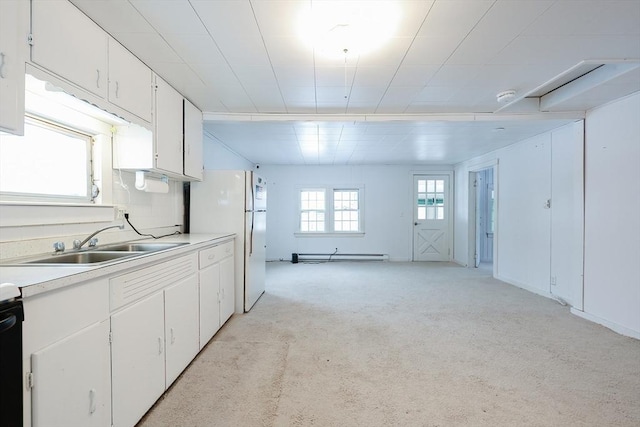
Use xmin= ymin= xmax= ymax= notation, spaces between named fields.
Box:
xmin=5 ymin=242 xmax=187 ymax=266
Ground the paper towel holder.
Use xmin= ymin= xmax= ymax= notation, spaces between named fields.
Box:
xmin=135 ymin=171 xmax=169 ymax=193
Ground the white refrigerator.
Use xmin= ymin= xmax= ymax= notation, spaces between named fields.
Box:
xmin=190 ymin=170 xmax=267 ymax=313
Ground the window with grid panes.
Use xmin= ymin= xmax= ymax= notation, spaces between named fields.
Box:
xmin=298 ymin=187 xmax=363 ymax=234
xmin=334 ymin=190 xmax=359 ymax=232
xmin=300 ymin=189 xmax=326 ymax=232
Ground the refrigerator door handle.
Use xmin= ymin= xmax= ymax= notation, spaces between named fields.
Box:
xmin=249 ymin=211 xmax=254 ymax=256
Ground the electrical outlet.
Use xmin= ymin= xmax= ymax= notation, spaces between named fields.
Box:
xmin=115 ymin=207 xmax=127 ymax=220
xmin=550 ymin=276 xmax=557 ymax=286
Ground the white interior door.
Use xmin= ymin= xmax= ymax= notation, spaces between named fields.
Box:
xmin=413 ymin=175 xmax=451 ymax=261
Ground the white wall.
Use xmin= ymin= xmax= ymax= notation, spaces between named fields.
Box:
xmin=454 ymin=121 xmax=585 ymax=304
xmin=258 ymin=164 xmax=452 ymax=262
xmin=580 ymin=92 xmax=640 ymax=337
xmin=203 ymin=133 xmax=253 ymax=170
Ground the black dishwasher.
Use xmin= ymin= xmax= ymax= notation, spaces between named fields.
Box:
xmin=0 ymin=290 xmax=24 ymax=427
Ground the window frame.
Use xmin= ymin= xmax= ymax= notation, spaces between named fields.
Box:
xmin=0 ymin=114 xmax=95 ymax=204
xmin=296 ymin=186 xmax=365 ymax=236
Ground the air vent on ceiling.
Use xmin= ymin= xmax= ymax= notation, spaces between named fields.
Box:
xmin=496 ymin=59 xmax=640 ymax=113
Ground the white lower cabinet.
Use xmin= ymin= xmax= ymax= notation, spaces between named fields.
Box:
xmin=220 ymin=256 xmax=235 ymax=325
xmin=199 ymin=261 xmax=221 ymax=348
xmin=31 ymin=320 xmax=111 ymax=427
xmin=164 ymin=274 xmax=200 ymax=387
xmin=111 ymin=291 xmax=166 ymax=427
xmin=24 ymin=240 xmax=235 ymax=427
xmin=198 ymin=240 xmax=235 ymax=349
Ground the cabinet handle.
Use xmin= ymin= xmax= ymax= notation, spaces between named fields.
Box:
xmin=0 ymin=52 xmax=5 ymax=79
xmin=96 ymin=69 xmax=100 ymax=88
xmin=115 ymin=81 xmax=119 ymax=98
xmin=170 ymin=327 xmax=175 ymax=344
xmin=158 ymin=337 xmax=163 ymax=355
xmin=89 ymin=389 xmax=97 ymax=414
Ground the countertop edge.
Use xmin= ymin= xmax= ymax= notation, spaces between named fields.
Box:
xmin=0 ymin=233 xmax=235 ymax=298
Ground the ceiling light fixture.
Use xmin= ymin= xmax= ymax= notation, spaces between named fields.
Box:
xmin=298 ymin=1 xmax=399 ymax=59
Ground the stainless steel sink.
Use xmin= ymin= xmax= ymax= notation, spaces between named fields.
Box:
xmin=100 ymin=242 xmax=188 ymax=252
xmin=25 ymin=251 xmax=138 ymax=265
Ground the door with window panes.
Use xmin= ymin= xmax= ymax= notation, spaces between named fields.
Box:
xmin=413 ymin=175 xmax=451 ymax=261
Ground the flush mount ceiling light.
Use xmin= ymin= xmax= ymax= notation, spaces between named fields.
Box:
xmin=298 ymin=1 xmax=399 ymax=59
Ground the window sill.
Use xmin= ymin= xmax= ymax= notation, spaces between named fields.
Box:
xmin=0 ymin=202 xmax=115 ymax=227
xmin=294 ymin=232 xmax=365 ymax=238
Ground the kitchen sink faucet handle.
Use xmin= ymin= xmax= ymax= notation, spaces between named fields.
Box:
xmin=53 ymin=241 xmax=65 ymax=252
xmin=88 ymin=238 xmax=99 ymax=247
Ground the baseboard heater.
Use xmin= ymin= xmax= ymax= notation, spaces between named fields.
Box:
xmin=291 ymin=253 xmax=388 ymax=263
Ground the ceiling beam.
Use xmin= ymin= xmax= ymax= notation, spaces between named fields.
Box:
xmin=202 ymin=111 xmax=584 ymax=123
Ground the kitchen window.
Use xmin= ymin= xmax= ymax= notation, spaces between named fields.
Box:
xmin=298 ymin=187 xmax=364 ymax=235
xmin=0 ymin=116 xmax=94 ymax=202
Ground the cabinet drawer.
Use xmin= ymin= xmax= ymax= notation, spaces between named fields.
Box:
xmin=110 ymin=253 xmax=198 ymax=311
xmin=199 ymin=241 xmax=234 ymax=269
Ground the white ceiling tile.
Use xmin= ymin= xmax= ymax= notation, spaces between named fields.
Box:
xmin=403 ymin=37 xmax=461 ymax=66
xmin=111 ymin=32 xmax=182 ymax=64
xmin=316 ymin=66 xmax=359 ymax=87
xmin=252 ymin=0 xmax=306 ymax=38
xmin=234 ymin=66 xmax=279 ymax=87
xmin=273 ymin=67 xmax=315 ymax=86
xmin=525 ymin=1 xmax=640 ymax=36
xmin=146 ymin=61 xmax=204 ymax=93
xmin=352 ymin=66 xmax=397 ymax=87
xmin=190 ymin=62 xmax=239 ymax=91
xmin=70 ymin=0 xmax=156 ymax=34
xmin=280 ymin=86 xmax=316 ymax=103
xmin=428 ymin=65 xmax=483 ymax=87
xmin=356 ymin=37 xmax=414 ymax=67
xmin=413 ymin=86 xmax=457 ymax=103
xmin=162 ymin=34 xmax=224 ymax=65
xmin=316 ymin=87 xmax=350 ymax=104
xmin=418 ymin=1 xmax=494 ymax=38
xmin=347 ymin=86 xmax=387 ymax=104
xmin=263 ymin=36 xmax=314 ymax=66
xmin=391 ymin=65 xmax=439 ymax=87
xmin=244 ymin=86 xmax=287 ymax=113
xmin=129 ymin=0 xmax=208 ymax=35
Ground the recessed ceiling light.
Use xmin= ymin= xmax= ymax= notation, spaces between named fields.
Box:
xmin=298 ymin=1 xmax=399 ymax=59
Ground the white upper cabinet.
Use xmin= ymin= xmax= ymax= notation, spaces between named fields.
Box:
xmin=0 ymin=0 xmax=28 ymax=135
xmin=154 ymin=76 xmax=184 ymax=176
xmin=31 ymin=0 xmax=108 ymax=98
xmin=184 ymin=99 xmax=204 ymax=181
xmin=108 ymin=38 xmax=152 ymax=123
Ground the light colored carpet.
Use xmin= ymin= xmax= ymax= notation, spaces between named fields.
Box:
xmin=138 ymin=262 xmax=640 ymax=426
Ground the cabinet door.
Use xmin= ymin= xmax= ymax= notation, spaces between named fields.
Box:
xmin=164 ymin=274 xmax=200 ymax=387
xmin=31 ymin=0 xmax=108 ymax=98
xmin=111 ymin=292 xmax=165 ymax=427
xmin=0 ymin=0 xmax=27 ymax=135
xmin=154 ymin=76 xmax=183 ymax=175
xmin=31 ymin=320 xmax=111 ymax=427
xmin=183 ymin=99 xmax=203 ymax=180
xmin=220 ymin=255 xmax=236 ymax=325
xmin=108 ymin=38 xmax=153 ymax=122
xmin=199 ymin=263 xmax=221 ymax=349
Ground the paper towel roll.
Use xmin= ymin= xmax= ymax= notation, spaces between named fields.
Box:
xmin=135 ymin=171 xmax=169 ymax=193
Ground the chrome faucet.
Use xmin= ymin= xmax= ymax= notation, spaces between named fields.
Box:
xmin=73 ymin=224 xmax=125 ymax=250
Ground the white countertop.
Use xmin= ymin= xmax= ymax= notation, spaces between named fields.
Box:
xmin=0 ymin=233 xmax=235 ymax=298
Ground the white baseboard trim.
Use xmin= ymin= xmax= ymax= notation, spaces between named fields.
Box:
xmin=495 ymin=274 xmax=554 ymax=300
xmin=570 ymin=308 xmax=640 ymax=340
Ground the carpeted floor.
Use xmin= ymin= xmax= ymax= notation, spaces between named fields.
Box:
xmin=138 ymin=261 xmax=640 ymax=426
